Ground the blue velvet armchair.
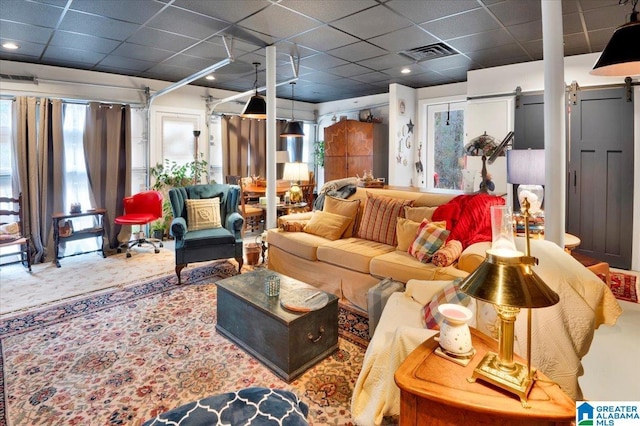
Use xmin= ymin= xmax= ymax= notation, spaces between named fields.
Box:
xmin=169 ymin=183 xmax=244 ymax=284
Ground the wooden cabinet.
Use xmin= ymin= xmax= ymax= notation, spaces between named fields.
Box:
xmin=323 ymin=119 xmax=387 ymax=182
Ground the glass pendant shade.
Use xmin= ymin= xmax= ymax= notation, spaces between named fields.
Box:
xmin=590 ymin=12 xmax=640 ymax=76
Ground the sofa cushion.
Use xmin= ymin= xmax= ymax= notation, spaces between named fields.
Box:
xmin=323 ymin=195 xmax=360 ymax=238
xmin=303 ymin=210 xmax=352 ymax=241
xmin=396 ymin=217 xmax=446 ymax=252
xmin=178 ymin=227 xmax=235 ymax=249
xmin=186 ymin=198 xmax=222 ymax=231
xmin=370 ymin=250 xmax=440 ymax=282
xmin=266 ymin=229 xmax=330 ymax=261
xmin=408 ymin=220 xmax=450 ymax=263
xmin=317 ymin=238 xmax=395 ymax=274
xmin=404 ymin=206 xmax=437 ymax=222
xmin=357 ymin=192 xmax=412 ymax=246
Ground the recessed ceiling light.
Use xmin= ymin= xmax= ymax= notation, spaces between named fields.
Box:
xmin=2 ymin=42 xmax=19 ymax=50
xmin=401 ymin=68 xmax=411 ymax=74
xmin=205 ymin=74 xmax=215 ymax=81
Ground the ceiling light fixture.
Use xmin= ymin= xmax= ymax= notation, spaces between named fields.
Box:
xmin=590 ymin=0 xmax=640 ymax=76
xmin=2 ymin=42 xmax=19 ymax=50
xmin=205 ymin=74 xmax=215 ymax=81
xmin=280 ymin=82 xmax=304 ymax=137
xmin=401 ymin=68 xmax=411 ymax=74
xmin=241 ymin=62 xmax=267 ymax=119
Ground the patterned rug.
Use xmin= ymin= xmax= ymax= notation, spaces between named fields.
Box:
xmin=603 ymin=271 xmax=638 ymax=303
xmin=0 ymin=261 xmax=370 ymax=426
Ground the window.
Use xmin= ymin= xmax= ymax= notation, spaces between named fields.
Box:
xmin=0 ymin=100 xmax=12 ymax=198
xmin=424 ymin=101 xmax=466 ymax=191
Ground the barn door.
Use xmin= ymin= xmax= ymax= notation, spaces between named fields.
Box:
xmin=567 ymin=87 xmax=634 ymax=269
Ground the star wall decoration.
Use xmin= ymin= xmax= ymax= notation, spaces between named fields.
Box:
xmin=406 ymin=119 xmax=414 ymax=134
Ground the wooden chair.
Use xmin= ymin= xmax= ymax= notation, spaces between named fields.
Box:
xmin=298 ymin=183 xmax=315 ymax=211
xmin=238 ymin=179 xmax=265 ymax=235
xmin=0 ymin=193 xmax=32 ymax=271
xmin=225 ymin=175 xmax=241 ymax=185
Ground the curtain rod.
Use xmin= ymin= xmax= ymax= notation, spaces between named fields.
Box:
xmin=0 ymin=92 xmax=144 ymax=107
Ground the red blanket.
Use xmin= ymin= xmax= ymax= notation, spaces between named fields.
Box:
xmin=432 ymin=193 xmax=506 ymax=249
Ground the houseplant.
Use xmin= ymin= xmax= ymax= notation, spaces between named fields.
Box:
xmin=149 ymin=154 xmax=210 ymax=237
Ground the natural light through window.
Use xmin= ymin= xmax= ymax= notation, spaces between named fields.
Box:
xmin=425 ymin=101 xmax=466 ymax=191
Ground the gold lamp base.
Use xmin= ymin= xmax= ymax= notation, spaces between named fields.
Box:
xmin=468 ymin=351 xmax=534 ymax=407
xmin=289 ymin=184 xmax=303 ymax=203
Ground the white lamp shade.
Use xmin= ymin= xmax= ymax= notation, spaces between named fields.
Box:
xmin=282 ymin=162 xmax=309 ymax=182
xmin=507 ymin=149 xmax=545 ymax=185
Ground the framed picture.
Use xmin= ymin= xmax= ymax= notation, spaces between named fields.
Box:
xmin=399 ymin=99 xmax=406 ymax=115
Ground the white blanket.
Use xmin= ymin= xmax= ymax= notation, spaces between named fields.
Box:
xmin=351 ymin=239 xmax=622 ymax=425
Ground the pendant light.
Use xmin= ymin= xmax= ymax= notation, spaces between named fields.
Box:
xmin=241 ymin=62 xmax=267 ymax=119
xmin=590 ymin=0 xmax=640 ymax=76
xmin=280 ymin=82 xmax=305 ymax=137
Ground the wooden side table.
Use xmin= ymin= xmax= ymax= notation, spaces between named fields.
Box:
xmin=394 ymin=328 xmax=575 ymax=426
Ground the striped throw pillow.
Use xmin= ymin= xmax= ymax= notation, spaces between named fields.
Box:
xmin=357 ymin=193 xmax=413 ymax=246
xmin=432 ymin=239 xmax=463 ymax=267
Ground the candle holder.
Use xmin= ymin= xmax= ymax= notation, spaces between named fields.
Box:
xmin=265 ymin=275 xmax=280 ymax=297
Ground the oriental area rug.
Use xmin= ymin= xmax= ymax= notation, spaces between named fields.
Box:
xmin=604 ymin=271 xmax=638 ymax=304
xmin=0 ymin=261 xmax=370 ymax=426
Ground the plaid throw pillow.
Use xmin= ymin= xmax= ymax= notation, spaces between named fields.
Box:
xmin=408 ymin=220 xmax=450 ymax=263
xmin=421 ymin=280 xmax=471 ymax=329
xmin=357 ymin=192 xmax=413 ymax=246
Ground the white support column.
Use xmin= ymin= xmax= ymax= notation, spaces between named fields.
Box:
xmin=266 ymin=46 xmax=277 ymax=230
xmin=542 ymin=0 xmax=566 ymax=247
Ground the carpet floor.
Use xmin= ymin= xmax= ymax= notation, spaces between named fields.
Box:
xmin=0 ymin=261 xmax=370 ymax=426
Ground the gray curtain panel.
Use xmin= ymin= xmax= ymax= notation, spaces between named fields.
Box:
xmin=221 ymin=116 xmax=287 ymax=179
xmin=83 ymin=103 xmax=131 ymax=249
xmin=12 ymin=97 xmax=65 ymax=263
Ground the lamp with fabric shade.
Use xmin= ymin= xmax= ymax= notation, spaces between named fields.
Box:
xmin=282 ymin=162 xmax=309 ymax=203
xmin=507 ymin=149 xmax=545 ymax=215
xmin=276 ymin=151 xmax=290 ymax=163
xmin=590 ymin=0 xmax=640 ymax=77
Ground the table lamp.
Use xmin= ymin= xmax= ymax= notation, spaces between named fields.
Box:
xmin=458 ymin=203 xmax=559 ymax=407
xmin=282 ymin=162 xmax=309 ymax=203
xmin=507 ymin=149 xmax=545 ymax=215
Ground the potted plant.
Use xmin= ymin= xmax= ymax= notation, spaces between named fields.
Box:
xmin=149 ymin=154 xmax=210 ymax=237
xmin=150 ymin=220 xmax=165 ymax=241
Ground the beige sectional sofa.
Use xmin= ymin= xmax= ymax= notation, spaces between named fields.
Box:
xmin=267 ymin=187 xmax=476 ymax=312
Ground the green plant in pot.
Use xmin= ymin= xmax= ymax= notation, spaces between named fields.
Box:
xmin=150 ymin=219 xmax=166 ymax=241
xmin=149 ymin=154 xmax=210 ymax=237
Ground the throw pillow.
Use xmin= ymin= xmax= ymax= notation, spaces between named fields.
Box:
xmin=323 ymin=195 xmax=360 ymax=238
xmin=303 ymin=210 xmax=352 ymax=241
xmin=421 ymin=279 xmax=472 ymax=329
xmin=408 ymin=219 xmax=450 ymax=263
xmin=396 ymin=218 xmax=446 ymax=252
xmin=279 ymin=219 xmax=309 ymax=232
xmin=431 ymin=240 xmax=463 ymax=267
xmin=357 ymin=192 xmax=413 ymax=246
xmin=404 ymin=206 xmax=438 ymax=223
xmin=186 ymin=198 xmax=222 ymax=231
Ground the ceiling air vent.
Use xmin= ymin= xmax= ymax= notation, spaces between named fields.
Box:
xmin=0 ymin=74 xmax=37 ymax=83
xmin=399 ymin=42 xmax=457 ymax=62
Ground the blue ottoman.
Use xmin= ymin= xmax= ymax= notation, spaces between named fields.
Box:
xmin=143 ymin=387 xmax=309 ymax=425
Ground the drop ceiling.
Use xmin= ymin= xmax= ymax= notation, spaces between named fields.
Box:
xmin=0 ymin=0 xmax=630 ymax=103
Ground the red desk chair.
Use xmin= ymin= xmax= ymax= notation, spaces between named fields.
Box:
xmin=114 ymin=190 xmax=164 ymax=258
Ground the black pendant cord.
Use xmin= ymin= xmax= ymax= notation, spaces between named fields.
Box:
xmin=446 ymin=103 xmax=450 ymax=126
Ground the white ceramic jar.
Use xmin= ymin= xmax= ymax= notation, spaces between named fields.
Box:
xmin=437 ymin=303 xmax=473 ymax=354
